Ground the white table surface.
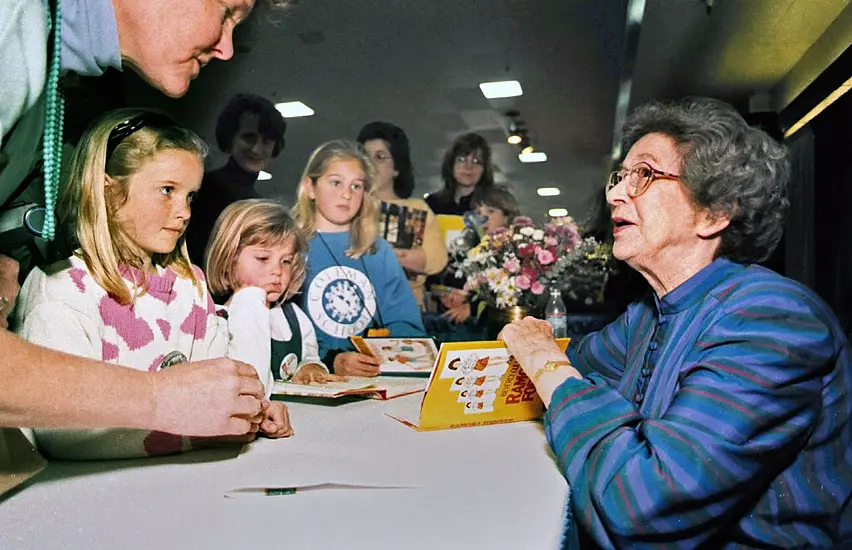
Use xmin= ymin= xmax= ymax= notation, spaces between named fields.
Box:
xmin=0 ymin=394 xmax=568 ymax=550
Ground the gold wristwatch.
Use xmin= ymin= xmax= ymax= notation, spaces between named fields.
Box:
xmin=532 ymin=360 xmax=572 ymax=383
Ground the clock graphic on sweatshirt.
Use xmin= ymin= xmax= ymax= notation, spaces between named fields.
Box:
xmin=306 ymin=266 xmax=377 ymax=338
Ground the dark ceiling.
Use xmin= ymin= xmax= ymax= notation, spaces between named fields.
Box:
xmin=127 ymin=0 xmax=851 ymax=225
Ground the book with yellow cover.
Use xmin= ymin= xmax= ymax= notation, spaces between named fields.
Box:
xmin=272 ymin=376 xmax=427 ymax=400
xmin=386 ymin=339 xmax=570 ymax=431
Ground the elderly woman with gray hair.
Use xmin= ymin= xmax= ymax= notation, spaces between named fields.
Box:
xmin=500 ymin=97 xmax=851 ymax=548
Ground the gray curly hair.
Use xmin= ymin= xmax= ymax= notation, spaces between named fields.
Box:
xmin=622 ymin=97 xmax=790 ymax=264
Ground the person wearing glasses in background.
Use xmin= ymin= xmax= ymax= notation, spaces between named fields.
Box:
xmin=357 ymin=121 xmax=447 ymax=309
xmin=499 ymin=97 xmax=851 ymax=548
xmin=425 ymin=132 xmax=495 ymax=216
xmin=425 ymin=133 xmax=495 ymax=336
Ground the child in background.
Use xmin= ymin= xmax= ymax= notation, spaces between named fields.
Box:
xmin=437 ymin=185 xmax=521 ymax=326
xmin=14 ymin=109 xmax=290 ymax=460
xmin=471 ymin=184 xmax=520 ymax=234
xmin=205 ymin=198 xmax=340 ymax=402
xmin=293 ymin=141 xmax=425 ymax=377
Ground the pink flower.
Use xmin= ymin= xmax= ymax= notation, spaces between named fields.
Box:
xmin=504 ymin=258 xmax=520 ymax=273
xmin=513 ymin=216 xmax=534 ymax=228
xmin=531 ymin=281 xmax=545 ymax=295
xmin=544 ymin=236 xmax=558 ymax=247
xmin=521 ymin=266 xmax=537 ymax=279
xmin=516 ymin=274 xmax=531 ymax=290
xmin=537 ymin=248 xmax=555 ymax=265
xmin=517 ymin=244 xmax=536 ymax=259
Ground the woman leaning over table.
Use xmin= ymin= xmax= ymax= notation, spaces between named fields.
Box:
xmin=500 ymin=97 xmax=852 ymax=548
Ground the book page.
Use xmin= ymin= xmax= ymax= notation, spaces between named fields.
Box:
xmin=370 ymin=376 xmax=428 ymax=400
xmin=272 ymin=378 xmax=379 ymax=398
xmin=350 ymin=337 xmax=439 ymax=374
xmin=273 ymin=376 xmax=427 ymax=400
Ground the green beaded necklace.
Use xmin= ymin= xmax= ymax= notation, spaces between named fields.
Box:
xmin=42 ymin=0 xmax=64 ymax=242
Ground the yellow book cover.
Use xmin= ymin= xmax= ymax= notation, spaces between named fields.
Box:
xmin=387 ymin=339 xmax=570 ymax=431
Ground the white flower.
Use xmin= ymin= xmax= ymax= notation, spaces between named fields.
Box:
xmin=512 ymin=233 xmax=524 ymax=241
xmin=532 ymin=229 xmax=544 ymax=241
xmin=520 ymin=226 xmax=534 ymax=237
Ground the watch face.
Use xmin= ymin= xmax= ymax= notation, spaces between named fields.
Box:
xmin=158 ymin=351 xmax=188 ymax=370
xmin=546 ymin=360 xmax=571 ymax=371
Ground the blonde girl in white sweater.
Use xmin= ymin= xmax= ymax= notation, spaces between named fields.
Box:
xmin=15 ymin=109 xmax=289 ymax=459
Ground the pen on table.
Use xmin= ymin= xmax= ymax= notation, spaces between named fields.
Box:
xmin=224 ymin=483 xmax=417 ymax=498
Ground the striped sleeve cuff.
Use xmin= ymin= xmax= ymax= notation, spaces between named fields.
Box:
xmin=544 ymin=374 xmax=641 ymax=483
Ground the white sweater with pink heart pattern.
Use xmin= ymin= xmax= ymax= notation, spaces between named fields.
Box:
xmin=13 ymin=255 xmax=227 ymax=460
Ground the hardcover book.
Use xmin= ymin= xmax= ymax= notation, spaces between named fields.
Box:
xmin=386 ymin=339 xmax=570 ymax=431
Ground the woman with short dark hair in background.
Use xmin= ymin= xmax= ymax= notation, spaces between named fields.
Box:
xmin=357 ymin=121 xmax=447 ymax=308
xmin=186 ymin=93 xmax=287 ymax=267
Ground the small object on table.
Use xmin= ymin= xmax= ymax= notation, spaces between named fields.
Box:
xmin=224 ymin=482 xmax=417 ymax=498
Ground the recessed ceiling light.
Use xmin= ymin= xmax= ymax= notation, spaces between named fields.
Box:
xmin=537 ymin=187 xmax=560 ymax=197
xmin=507 ymin=134 xmax=522 ymax=145
xmin=258 ymin=171 xmax=272 ymax=181
xmin=479 ymin=80 xmax=523 ymax=99
xmin=520 ymin=145 xmax=535 ymax=155
xmin=423 ymin=192 xmax=430 ymax=199
xmin=548 ymin=208 xmax=568 ymax=217
xmin=274 ymin=101 xmax=315 ymax=118
xmin=519 ymin=151 xmax=548 ymax=163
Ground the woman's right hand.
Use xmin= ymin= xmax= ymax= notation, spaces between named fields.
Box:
xmin=498 ymin=316 xmax=562 ymax=370
xmin=333 ymin=352 xmax=381 ymax=377
xmin=0 ymin=255 xmax=20 ymax=330
xmin=151 ymin=358 xmax=266 ymax=436
xmin=499 ymin=317 xmax=581 ymax=407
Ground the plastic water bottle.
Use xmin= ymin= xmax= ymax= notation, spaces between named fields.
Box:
xmin=545 ymin=287 xmax=568 ymax=339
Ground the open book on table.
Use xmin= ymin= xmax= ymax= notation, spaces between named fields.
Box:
xmin=272 ymin=376 xmax=427 ymax=400
xmin=350 ymin=336 xmax=438 ymax=375
xmin=386 ymin=339 xmax=570 ymax=431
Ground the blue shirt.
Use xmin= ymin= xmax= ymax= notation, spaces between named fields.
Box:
xmin=300 ymin=231 xmax=425 ymax=358
xmin=60 ymin=0 xmax=121 ymax=76
xmin=545 ymin=258 xmax=852 ymax=548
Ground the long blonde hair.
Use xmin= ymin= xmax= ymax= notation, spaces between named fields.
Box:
xmin=60 ymin=108 xmax=208 ymax=305
xmin=205 ymin=199 xmax=308 ymax=301
xmin=292 ymin=140 xmax=378 ymax=258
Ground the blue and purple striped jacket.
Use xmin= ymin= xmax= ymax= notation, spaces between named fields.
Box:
xmin=545 ymin=258 xmax=852 ymax=548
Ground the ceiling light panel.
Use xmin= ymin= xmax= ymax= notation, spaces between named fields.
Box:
xmin=519 ymin=151 xmax=548 ymax=163
xmin=274 ymin=101 xmax=315 ymax=118
xmin=479 ymin=80 xmax=523 ymax=99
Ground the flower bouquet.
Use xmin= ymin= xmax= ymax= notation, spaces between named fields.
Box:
xmin=451 ymin=216 xmax=615 ymax=313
